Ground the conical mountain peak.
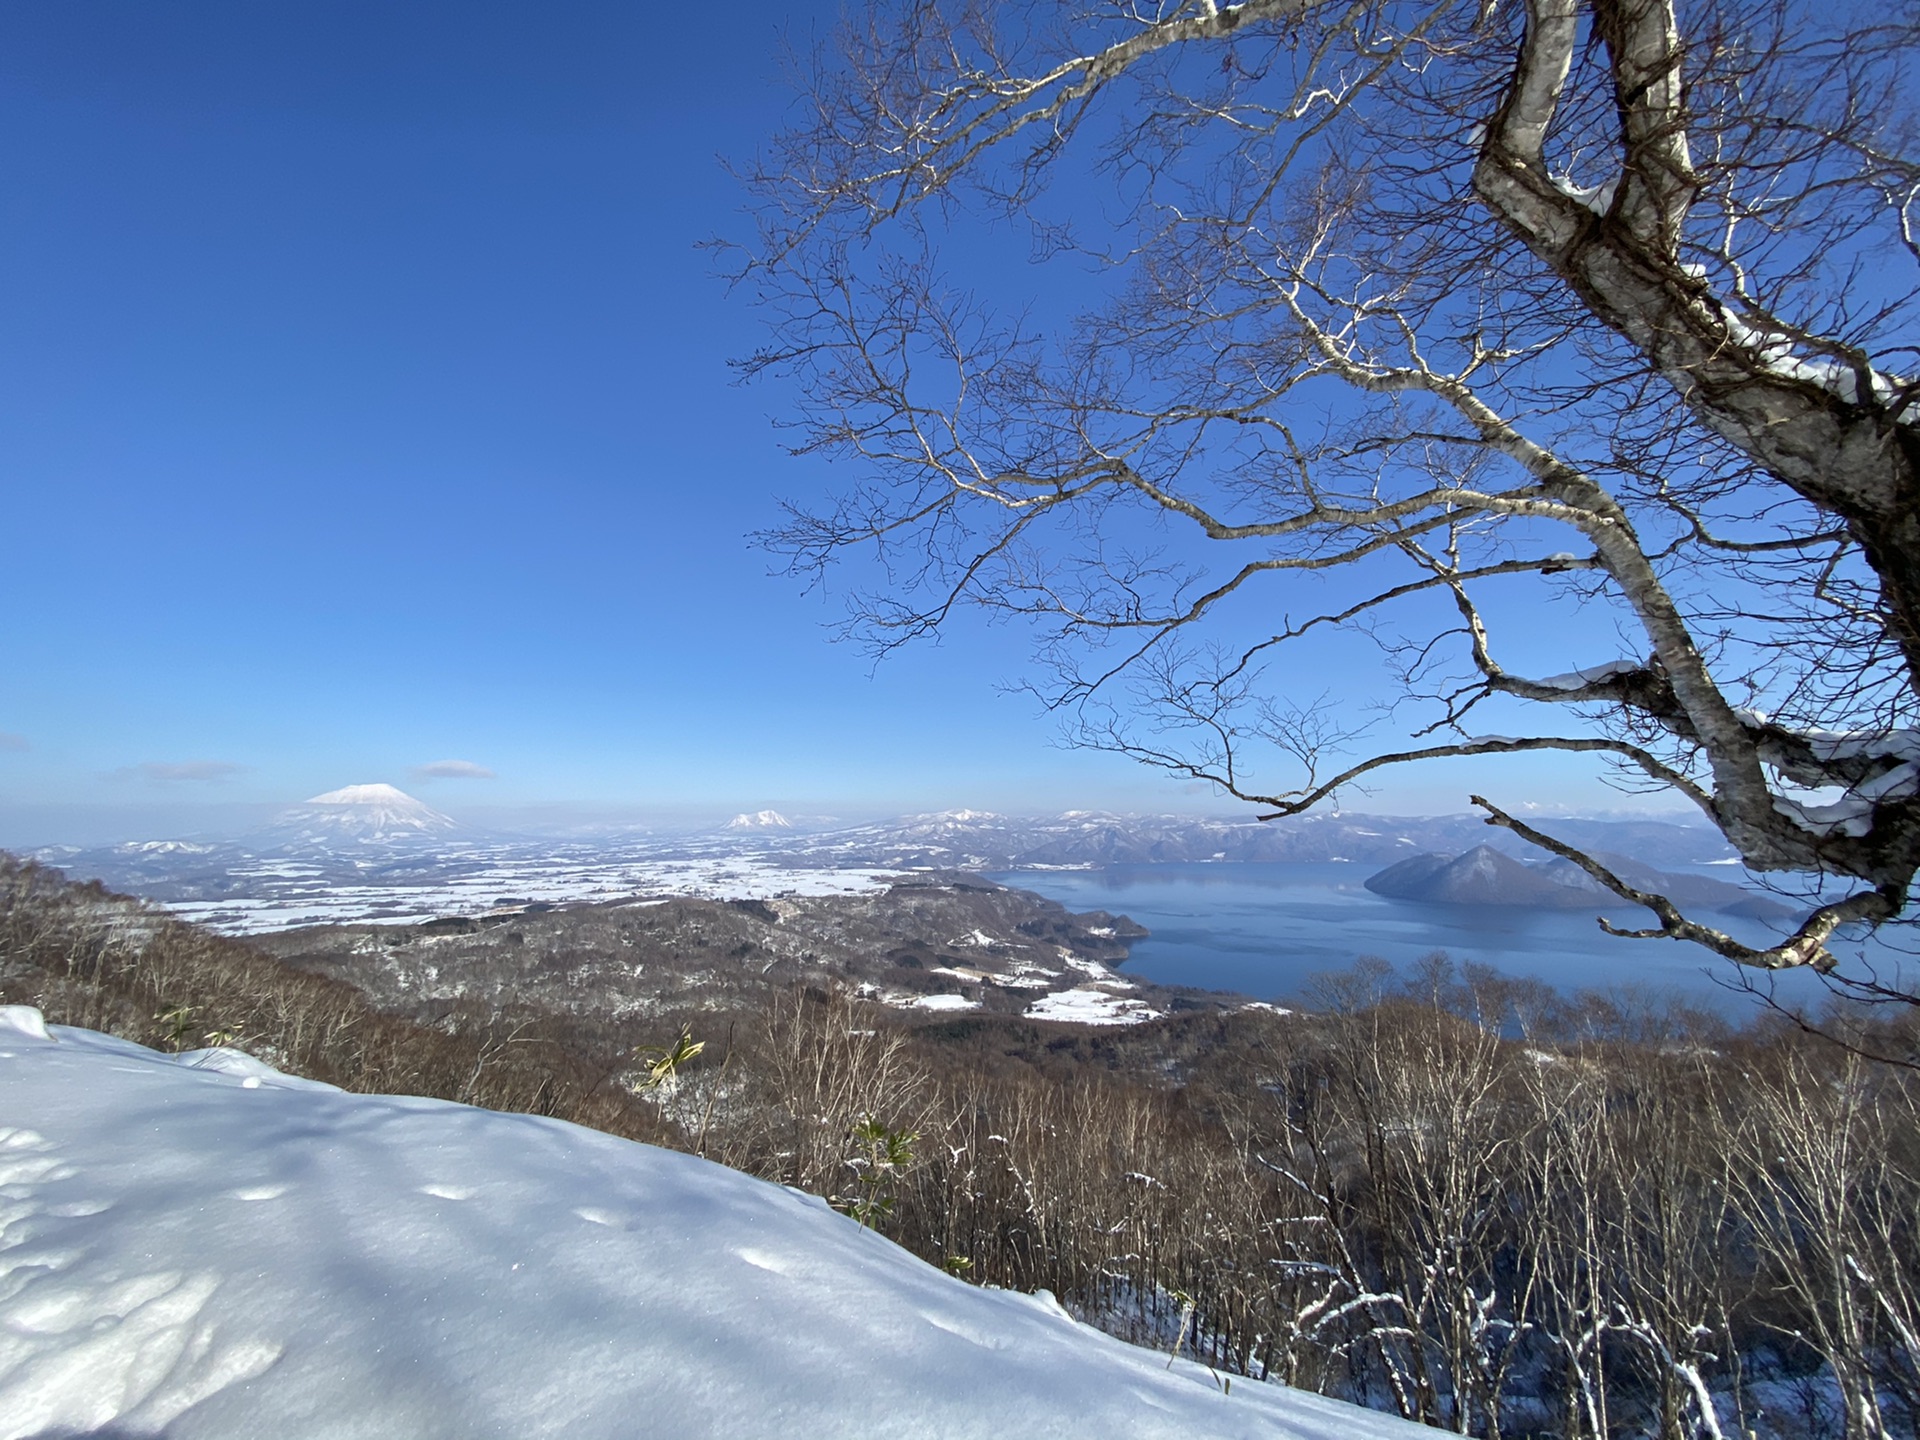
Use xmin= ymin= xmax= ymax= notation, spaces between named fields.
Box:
xmin=266 ymin=783 xmax=460 ymax=845
xmin=306 ymin=783 xmax=420 ymax=806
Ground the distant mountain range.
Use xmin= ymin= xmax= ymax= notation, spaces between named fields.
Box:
xmin=751 ymin=808 xmax=1736 ymax=872
xmin=27 ymin=787 xmax=1749 ymax=933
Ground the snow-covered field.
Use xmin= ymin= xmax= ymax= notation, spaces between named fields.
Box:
xmin=166 ymin=854 xmax=902 ymax=935
xmin=1024 ymin=985 xmax=1165 ymax=1026
xmin=0 ymin=1008 xmax=1420 ymax=1439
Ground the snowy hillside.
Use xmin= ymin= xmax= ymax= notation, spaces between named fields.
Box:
xmin=265 ymin=782 xmax=461 ymax=845
xmin=0 ymin=1008 xmax=1423 ymax=1439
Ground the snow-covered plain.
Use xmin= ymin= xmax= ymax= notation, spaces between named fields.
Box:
xmin=166 ymin=855 xmax=902 ymax=935
xmin=0 ymin=1009 xmax=1420 ymax=1439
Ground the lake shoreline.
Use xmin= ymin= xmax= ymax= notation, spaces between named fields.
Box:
xmin=985 ymin=860 xmax=1848 ymax=1014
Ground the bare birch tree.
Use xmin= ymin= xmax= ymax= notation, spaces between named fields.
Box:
xmin=732 ymin=1 xmax=1920 ymax=991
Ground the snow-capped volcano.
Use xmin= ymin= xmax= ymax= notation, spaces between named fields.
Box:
xmin=264 ymin=783 xmax=460 ymax=845
xmin=725 ymin=809 xmax=793 ymax=830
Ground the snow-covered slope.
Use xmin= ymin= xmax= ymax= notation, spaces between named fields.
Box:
xmin=0 ymin=1008 xmax=1422 ymax=1439
xmin=263 ymin=782 xmax=461 ymax=846
xmin=724 ymin=809 xmax=793 ymax=830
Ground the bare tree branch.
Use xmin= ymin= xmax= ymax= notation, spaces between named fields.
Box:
xmin=734 ymin=0 xmax=1920 ymax=1002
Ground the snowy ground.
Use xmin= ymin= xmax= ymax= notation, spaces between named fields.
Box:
xmin=0 ymin=1008 xmax=1425 ymax=1439
xmin=165 ymin=854 xmax=902 ymax=935
xmin=1021 ymin=951 xmax=1165 ymax=1025
xmin=1024 ymin=985 xmax=1165 ymax=1026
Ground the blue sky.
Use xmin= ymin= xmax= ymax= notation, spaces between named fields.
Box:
xmin=0 ymin=2 xmax=1654 ymax=843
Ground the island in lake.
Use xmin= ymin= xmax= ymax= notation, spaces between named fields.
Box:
xmin=1363 ymin=844 xmax=1794 ymax=921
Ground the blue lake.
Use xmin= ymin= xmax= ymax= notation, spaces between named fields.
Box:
xmin=987 ymin=862 xmax=1862 ymax=1012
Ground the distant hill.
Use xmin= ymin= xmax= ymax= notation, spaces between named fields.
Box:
xmin=1363 ymin=846 xmax=1585 ymax=907
xmin=1364 ymin=844 xmax=1791 ymax=918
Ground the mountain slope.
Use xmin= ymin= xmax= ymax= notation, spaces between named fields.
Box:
xmin=0 ymin=1008 xmax=1421 ymax=1440
xmin=262 ymin=782 xmax=461 ymax=846
xmin=1364 ymin=845 xmax=1588 ymax=907
xmin=1365 ymin=846 xmax=1790 ymax=917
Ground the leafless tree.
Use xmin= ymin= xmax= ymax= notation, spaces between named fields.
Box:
xmin=1728 ymin=1051 xmax=1920 ymax=1439
xmin=732 ymin=0 xmax=1920 ymax=995
xmin=738 ymin=983 xmax=933 ymax=1198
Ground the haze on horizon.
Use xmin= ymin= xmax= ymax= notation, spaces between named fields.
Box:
xmin=3 ymin=781 xmax=1704 ymax=852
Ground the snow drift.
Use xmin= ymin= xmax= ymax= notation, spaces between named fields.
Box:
xmin=0 ymin=1008 xmax=1420 ymax=1439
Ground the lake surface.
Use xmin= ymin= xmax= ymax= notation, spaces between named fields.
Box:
xmin=987 ymin=862 xmax=1854 ymax=1011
